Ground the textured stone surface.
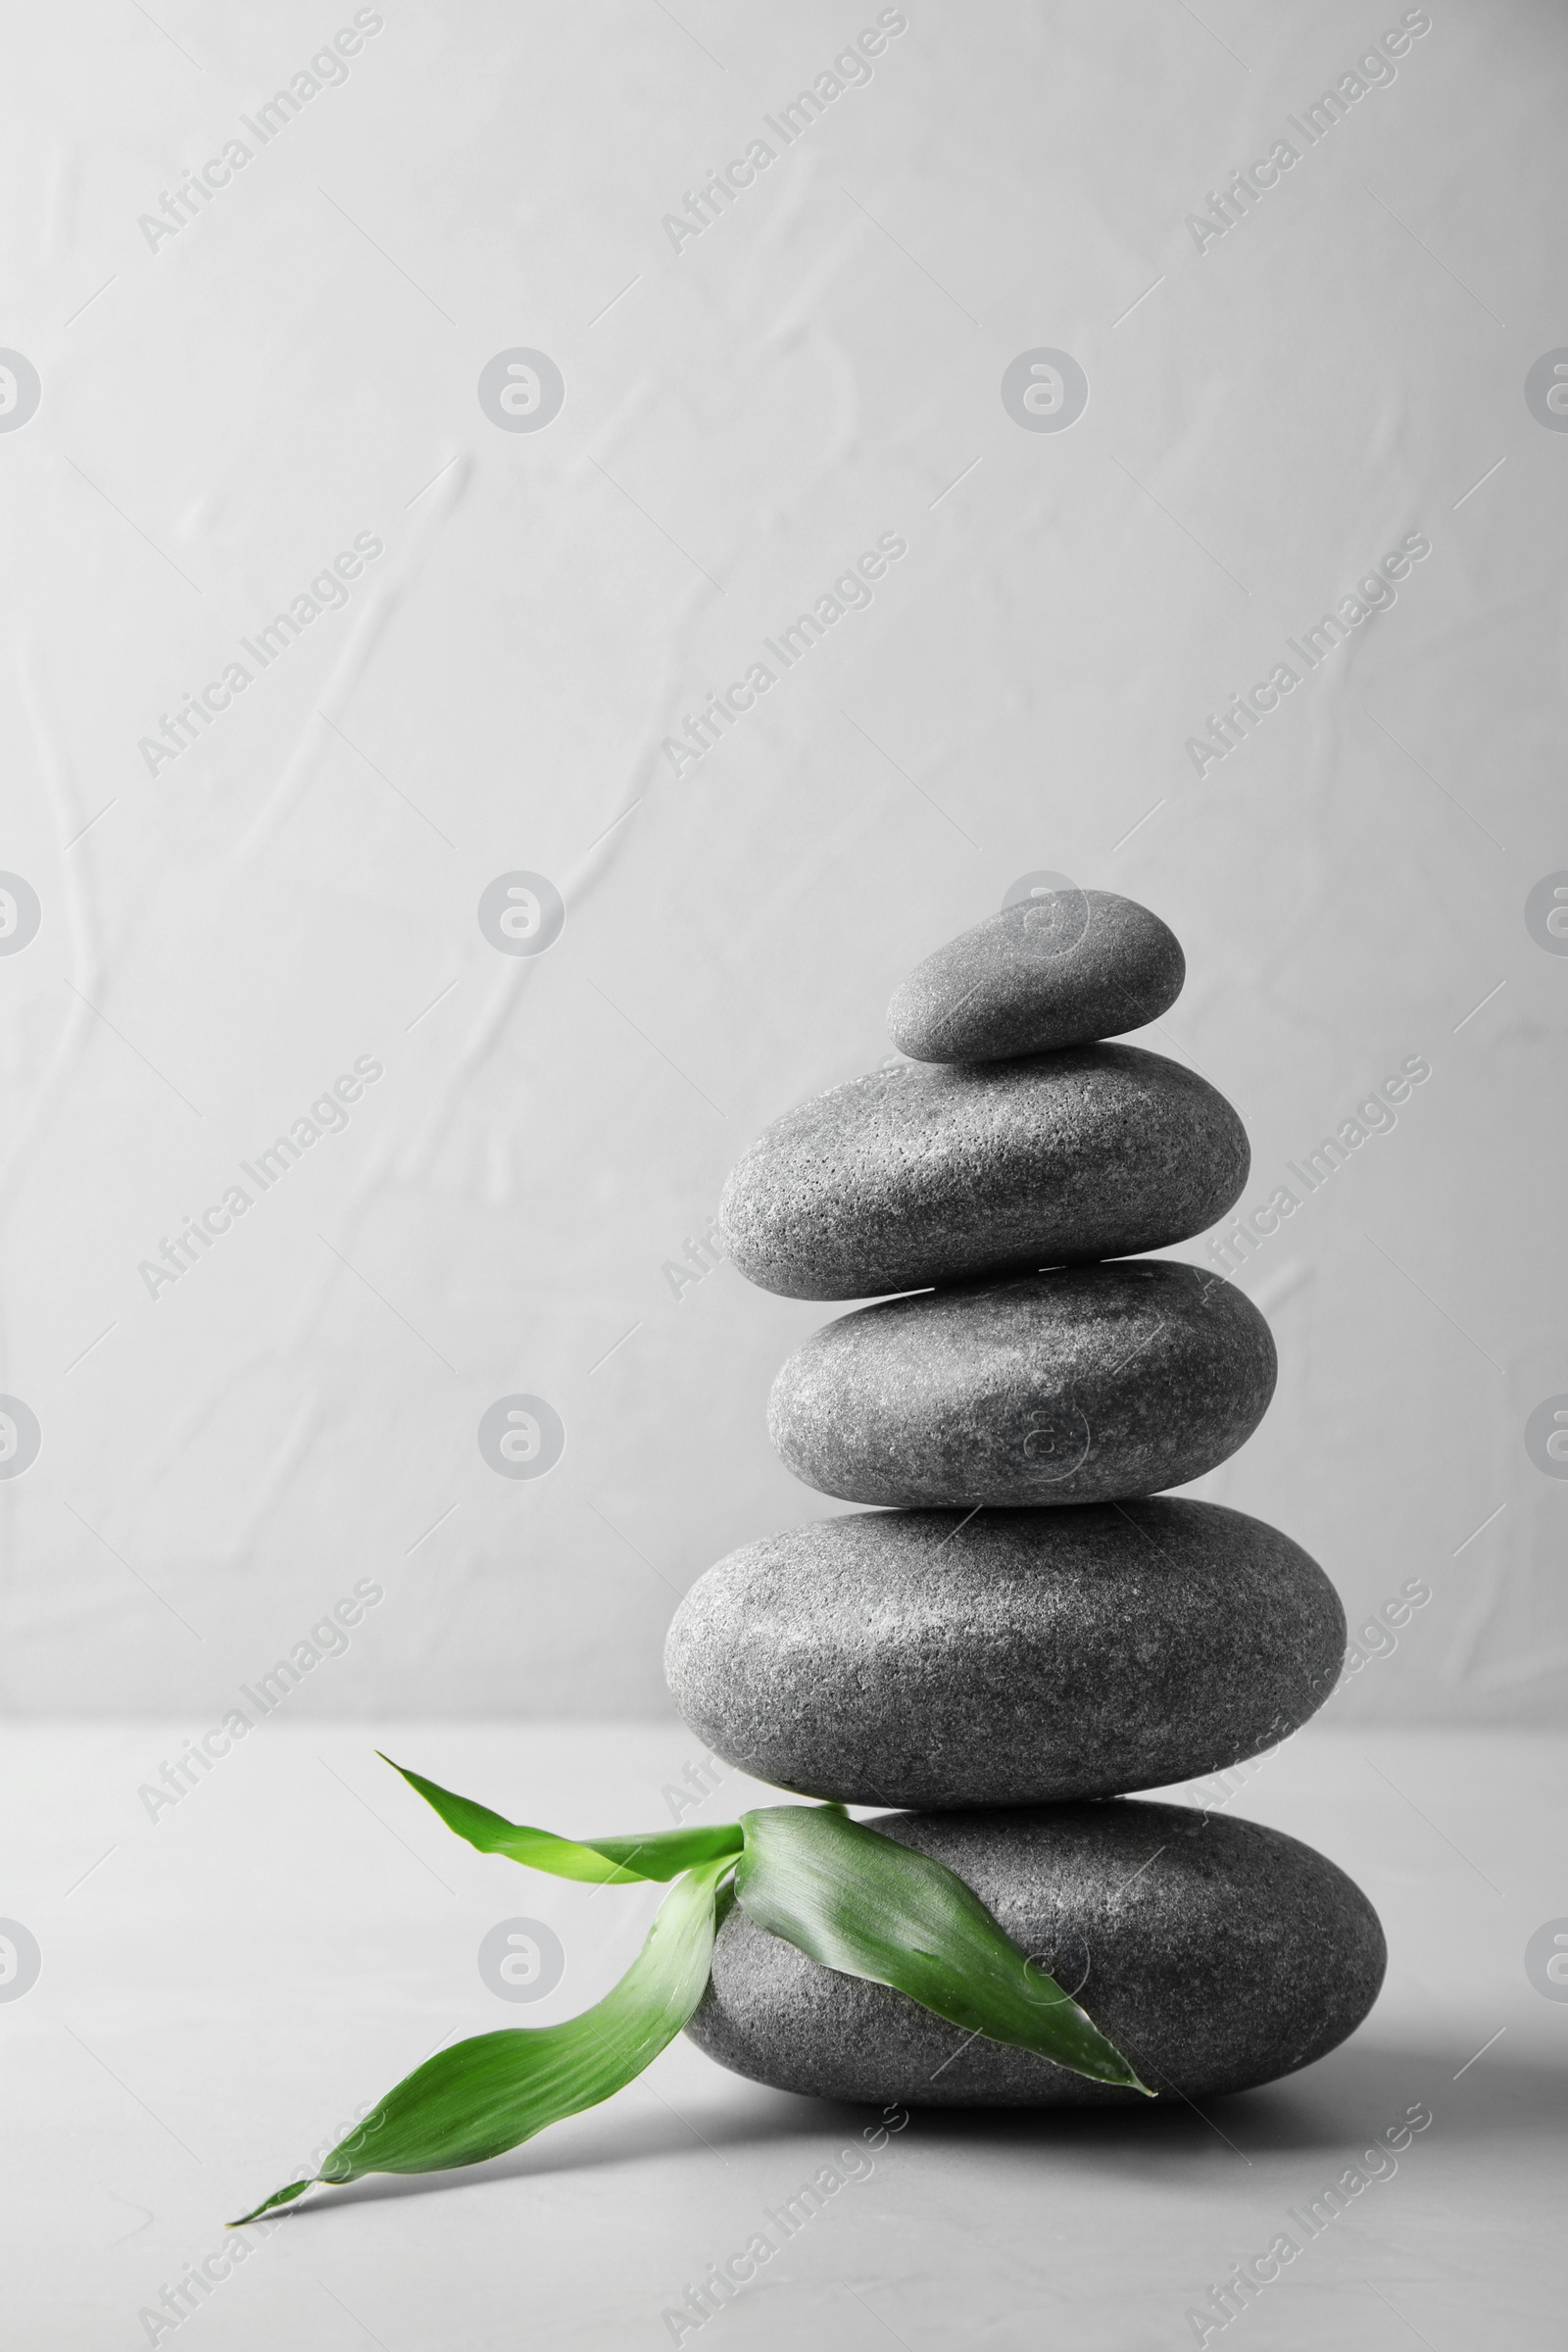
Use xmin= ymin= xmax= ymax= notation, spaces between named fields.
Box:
xmin=768 ymin=1261 xmax=1276 ymax=1507
xmin=717 ymin=1045 xmax=1250 ymax=1300
xmin=687 ymin=1800 xmax=1386 ymax=2105
xmin=888 ymin=891 xmax=1185 ymax=1062
xmin=664 ymin=1501 xmax=1344 ymax=1806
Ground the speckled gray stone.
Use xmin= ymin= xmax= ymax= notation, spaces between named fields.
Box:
xmin=686 ymin=1800 xmax=1386 ymax=2105
xmin=888 ymin=892 xmax=1186 ymax=1063
xmin=663 ymin=1501 xmax=1344 ymax=1807
xmin=717 ymin=1045 xmax=1250 ymax=1301
xmin=768 ymin=1262 xmax=1276 ymax=1508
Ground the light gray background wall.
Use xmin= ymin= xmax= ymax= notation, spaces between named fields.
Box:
xmin=1 ymin=0 xmax=1562 ymax=1726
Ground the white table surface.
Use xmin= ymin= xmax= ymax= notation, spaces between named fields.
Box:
xmin=5 ymin=1718 xmax=1562 ymax=2350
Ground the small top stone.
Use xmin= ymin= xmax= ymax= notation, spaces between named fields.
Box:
xmin=888 ymin=888 xmax=1185 ymax=1062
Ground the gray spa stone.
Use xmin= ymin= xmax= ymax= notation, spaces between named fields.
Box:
xmin=686 ymin=1800 xmax=1386 ymax=2105
xmin=768 ymin=1261 xmax=1276 ymax=1508
xmin=717 ymin=1045 xmax=1250 ymax=1301
xmin=888 ymin=891 xmax=1185 ymax=1062
xmin=663 ymin=1501 xmax=1344 ymax=1807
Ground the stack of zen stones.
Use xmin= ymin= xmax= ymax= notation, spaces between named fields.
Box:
xmin=666 ymin=887 xmax=1386 ymax=2107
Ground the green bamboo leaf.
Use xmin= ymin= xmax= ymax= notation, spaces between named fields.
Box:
xmin=230 ymin=1857 xmax=731 ymax=2224
xmin=381 ymin=1755 xmax=745 ymax=1883
xmin=736 ymin=1806 xmax=1152 ymax=2095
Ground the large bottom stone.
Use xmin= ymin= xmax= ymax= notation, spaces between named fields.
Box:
xmin=687 ymin=1801 xmax=1386 ymax=2105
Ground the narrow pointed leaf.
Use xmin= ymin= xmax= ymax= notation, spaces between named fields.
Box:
xmin=231 ymin=1858 xmax=731 ymax=2224
xmin=736 ymin=1806 xmax=1152 ymax=2095
xmin=382 ymin=1756 xmax=745 ymax=1883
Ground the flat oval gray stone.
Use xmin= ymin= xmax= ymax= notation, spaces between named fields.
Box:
xmin=664 ymin=1501 xmax=1344 ymax=1807
xmin=717 ymin=1045 xmax=1250 ymax=1301
xmin=889 ymin=891 xmax=1185 ymax=1062
xmin=768 ymin=1262 xmax=1276 ymax=1507
xmin=687 ymin=1800 xmax=1386 ymax=2105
